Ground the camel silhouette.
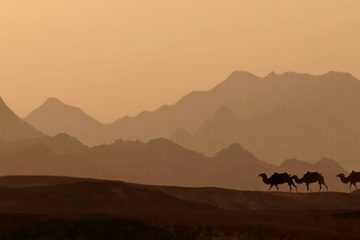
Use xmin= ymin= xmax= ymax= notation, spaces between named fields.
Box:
xmin=259 ymin=172 xmax=297 ymax=192
xmin=292 ymin=171 xmax=328 ymax=191
xmin=337 ymin=171 xmax=360 ymax=190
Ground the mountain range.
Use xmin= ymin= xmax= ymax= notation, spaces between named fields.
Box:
xmin=1 ymin=70 xmax=360 ymax=179
xmin=171 ymin=71 xmax=360 ymax=169
xmin=20 ymin=71 xmax=360 ymax=169
xmin=0 ymin=131 xmax=349 ymax=191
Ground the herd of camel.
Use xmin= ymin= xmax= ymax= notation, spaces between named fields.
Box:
xmin=258 ymin=171 xmax=360 ymax=192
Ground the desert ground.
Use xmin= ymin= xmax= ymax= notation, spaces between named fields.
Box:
xmin=0 ymin=176 xmax=358 ymax=240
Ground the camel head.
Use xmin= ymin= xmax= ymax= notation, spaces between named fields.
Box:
xmin=336 ymin=173 xmax=349 ymax=184
xmin=258 ymin=173 xmax=270 ymax=184
xmin=259 ymin=173 xmax=267 ymax=178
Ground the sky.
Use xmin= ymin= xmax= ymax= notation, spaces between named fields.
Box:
xmin=0 ymin=0 xmax=359 ymax=123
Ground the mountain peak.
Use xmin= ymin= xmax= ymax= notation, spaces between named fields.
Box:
xmin=228 ymin=70 xmax=258 ymax=79
xmin=215 ymin=143 xmax=259 ymax=163
xmin=42 ymin=97 xmax=72 ymax=109
xmin=225 ymin=70 xmax=259 ymax=83
xmin=322 ymin=71 xmax=357 ymax=80
xmin=44 ymin=97 xmax=63 ymax=105
xmin=315 ymin=157 xmax=340 ymax=167
xmin=263 ymin=70 xmax=358 ymax=81
xmin=27 ymin=97 xmax=93 ymax=118
xmin=26 ymin=97 xmax=89 ymax=121
xmin=25 ymin=97 xmax=104 ymax=146
xmin=214 ymin=71 xmax=259 ymax=90
xmin=148 ymin=138 xmax=181 ymax=148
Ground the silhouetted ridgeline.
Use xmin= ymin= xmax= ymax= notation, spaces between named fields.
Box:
xmin=0 ymin=94 xmax=354 ymax=191
xmin=170 ymin=71 xmax=360 ymax=170
xmin=19 ymin=71 xmax=360 ymax=170
xmin=0 ymin=133 xmax=350 ymax=191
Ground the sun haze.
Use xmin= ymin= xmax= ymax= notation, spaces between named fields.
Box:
xmin=1 ymin=0 xmax=359 ymax=122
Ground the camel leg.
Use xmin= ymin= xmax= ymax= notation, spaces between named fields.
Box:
xmin=293 ymin=183 xmax=298 ymax=192
xmin=275 ymin=184 xmax=279 ymax=191
xmin=323 ymin=182 xmax=329 ymax=191
xmin=269 ymin=184 xmax=273 ymax=191
xmin=355 ymin=183 xmax=358 ymax=190
xmin=290 ymin=182 xmax=297 ymax=192
xmin=350 ymin=182 xmax=357 ymax=191
xmin=306 ymin=183 xmax=310 ymax=192
xmin=318 ymin=181 xmax=322 ymax=191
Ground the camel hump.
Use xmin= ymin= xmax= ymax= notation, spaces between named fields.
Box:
xmin=349 ymin=171 xmax=360 ymax=178
xmin=271 ymin=172 xmax=280 ymax=177
xmin=304 ymin=171 xmax=320 ymax=177
xmin=271 ymin=172 xmax=291 ymax=180
xmin=271 ymin=172 xmax=288 ymax=177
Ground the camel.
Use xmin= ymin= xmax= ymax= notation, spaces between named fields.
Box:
xmin=337 ymin=171 xmax=360 ymax=190
xmin=259 ymin=172 xmax=297 ymax=192
xmin=292 ymin=171 xmax=328 ymax=191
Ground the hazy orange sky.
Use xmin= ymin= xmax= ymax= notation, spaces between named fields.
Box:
xmin=1 ymin=1 xmax=359 ymax=122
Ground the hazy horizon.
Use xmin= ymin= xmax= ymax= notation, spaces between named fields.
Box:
xmin=1 ymin=1 xmax=360 ymax=122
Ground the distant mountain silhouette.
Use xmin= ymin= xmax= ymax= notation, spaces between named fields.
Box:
xmin=0 ymin=135 xmax=349 ymax=191
xmin=0 ymin=133 xmax=87 ymax=157
xmin=24 ymin=71 xmax=360 ymax=169
xmin=24 ymin=72 xmax=259 ymax=145
xmin=171 ymin=71 xmax=360 ymax=169
xmin=0 ymin=145 xmax=107 ymax=178
xmin=0 ymin=97 xmax=42 ymax=141
xmin=172 ymin=106 xmax=243 ymax=155
xmin=25 ymin=98 xmax=110 ymax=145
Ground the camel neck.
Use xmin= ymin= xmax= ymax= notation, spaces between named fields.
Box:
xmin=340 ymin=175 xmax=350 ymax=183
xmin=293 ymin=176 xmax=303 ymax=184
xmin=261 ymin=176 xmax=270 ymax=184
